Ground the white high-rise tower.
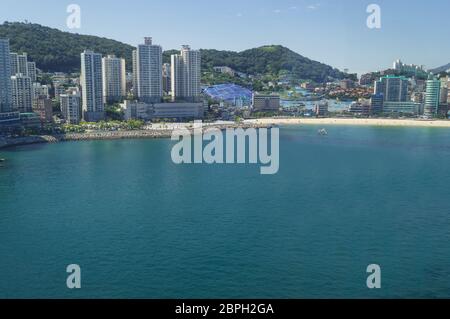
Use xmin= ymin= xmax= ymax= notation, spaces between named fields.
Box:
xmin=171 ymin=45 xmax=201 ymax=102
xmin=102 ymin=55 xmax=126 ymax=104
xmin=136 ymin=37 xmax=163 ymax=103
xmin=81 ymin=50 xmax=104 ymax=122
xmin=11 ymin=74 xmax=33 ymax=113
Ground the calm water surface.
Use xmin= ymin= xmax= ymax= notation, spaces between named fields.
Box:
xmin=0 ymin=125 xmax=449 ymax=298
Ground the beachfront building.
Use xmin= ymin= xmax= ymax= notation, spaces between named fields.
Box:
xmin=121 ymin=100 xmax=151 ymax=121
xmin=314 ymin=101 xmax=329 ymax=117
xmin=120 ymin=100 xmax=204 ymax=120
xmin=11 ymin=74 xmax=33 ymax=113
xmin=102 ymin=55 xmax=126 ymax=104
xmin=81 ymin=50 xmax=104 ymax=122
xmin=374 ymin=76 xmax=409 ymax=102
xmin=153 ymin=102 xmax=204 ymax=119
xmin=438 ymin=77 xmax=449 ymax=115
xmin=348 ymin=102 xmax=371 ymax=116
xmin=0 ymin=39 xmax=13 ymax=114
xmin=171 ymin=45 xmax=201 ymax=102
xmin=252 ymin=94 xmax=280 ymax=112
xmin=32 ymin=96 xmax=53 ymax=123
xmin=136 ymin=37 xmax=163 ymax=103
xmin=424 ymin=77 xmax=441 ymax=117
xmin=383 ymin=101 xmax=421 ymax=115
xmin=60 ymin=92 xmax=81 ymax=124
xmin=370 ymin=94 xmax=384 ymax=115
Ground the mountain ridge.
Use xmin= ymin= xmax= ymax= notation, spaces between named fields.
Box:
xmin=0 ymin=22 xmax=347 ymax=83
xmin=430 ymin=63 xmax=450 ymax=74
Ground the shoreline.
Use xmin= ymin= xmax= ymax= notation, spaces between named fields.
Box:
xmin=0 ymin=123 xmax=269 ymax=150
xmin=2 ymin=118 xmax=450 ymax=150
xmin=245 ymin=118 xmax=450 ymax=128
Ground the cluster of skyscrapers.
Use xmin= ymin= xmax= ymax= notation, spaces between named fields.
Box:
xmin=0 ymin=38 xmax=51 ymax=126
xmin=0 ymin=36 xmax=203 ymax=126
xmin=77 ymin=37 xmax=202 ymax=123
xmin=370 ymin=75 xmax=446 ymax=117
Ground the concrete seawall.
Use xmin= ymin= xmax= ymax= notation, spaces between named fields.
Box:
xmin=0 ymin=123 xmax=271 ymax=150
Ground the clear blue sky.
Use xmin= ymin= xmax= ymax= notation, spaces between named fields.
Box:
xmin=1 ymin=0 xmax=449 ymax=75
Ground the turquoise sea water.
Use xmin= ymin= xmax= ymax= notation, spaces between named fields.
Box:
xmin=0 ymin=125 xmax=450 ymax=298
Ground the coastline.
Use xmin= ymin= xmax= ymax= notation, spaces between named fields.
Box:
xmin=245 ymin=118 xmax=450 ymax=128
xmin=2 ymin=118 xmax=450 ymax=150
xmin=0 ymin=122 xmax=269 ymax=150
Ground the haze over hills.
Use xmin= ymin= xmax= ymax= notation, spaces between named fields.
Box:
xmin=0 ymin=22 xmax=347 ymax=83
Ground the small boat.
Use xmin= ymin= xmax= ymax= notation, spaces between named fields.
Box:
xmin=0 ymin=158 xmax=5 ymax=162
xmin=318 ymin=128 xmax=328 ymax=136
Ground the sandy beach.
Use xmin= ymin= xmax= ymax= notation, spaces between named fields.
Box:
xmin=245 ymin=118 xmax=450 ymax=128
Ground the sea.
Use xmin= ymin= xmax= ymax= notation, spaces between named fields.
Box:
xmin=0 ymin=125 xmax=449 ymax=298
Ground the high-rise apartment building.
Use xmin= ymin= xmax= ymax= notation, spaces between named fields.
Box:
xmin=27 ymin=62 xmax=37 ymax=82
xmin=60 ymin=92 xmax=81 ymax=124
xmin=32 ymin=83 xmax=50 ymax=99
xmin=102 ymin=55 xmax=126 ymax=104
xmin=136 ymin=37 xmax=163 ymax=103
xmin=370 ymin=94 xmax=384 ymax=114
xmin=9 ymin=52 xmax=18 ymax=76
xmin=132 ymin=50 xmax=138 ymax=98
xmin=11 ymin=74 xmax=33 ymax=113
xmin=0 ymin=39 xmax=13 ymax=113
xmin=80 ymin=50 xmax=104 ymax=122
xmin=162 ymin=63 xmax=171 ymax=94
xmin=374 ymin=76 xmax=409 ymax=102
xmin=424 ymin=77 xmax=441 ymax=117
xmin=171 ymin=45 xmax=201 ymax=102
xmin=32 ymin=96 xmax=53 ymax=123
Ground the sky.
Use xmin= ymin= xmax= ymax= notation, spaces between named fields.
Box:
xmin=0 ymin=0 xmax=449 ymax=75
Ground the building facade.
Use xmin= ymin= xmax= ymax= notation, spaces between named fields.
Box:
xmin=27 ymin=62 xmax=37 ymax=82
xmin=32 ymin=83 xmax=50 ymax=99
xmin=102 ymin=55 xmax=126 ymax=104
xmin=120 ymin=100 xmax=204 ymax=120
xmin=0 ymin=39 xmax=13 ymax=114
xmin=374 ymin=76 xmax=409 ymax=102
xmin=370 ymin=94 xmax=384 ymax=114
xmin=11 ymin=74 xmax=33 ymax=113
xmin=81 ymin=50 xmax=104 ymax=122
xmin=60 ymin=92 xmax=81 ymax=124
xmin=383 ymin=101 xmax=420 ymax=115
xmin=171 ymin=45 xmax=201 ymax=102
xmin=162 ymin=63 xmax=171 ymax=94
xmin=32 ymin=96 xmax=53 ymax=123
xmin=424 ymin=77 xmax=441 ymax=117
xmin=252 ymin=94 xmax=281 ymax=112
xmin=136 ymin=37 xmax=163 ymax=103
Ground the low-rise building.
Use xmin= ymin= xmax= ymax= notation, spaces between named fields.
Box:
xmin=314 ymin=101 xmax=329 ymax=117
xmin=370 ymin=94 xmax=384 ymax=114
xmin=32 ymin=96 xmax=53 ymax=123
xmin=121 ymin=100 xmax=151 ymax=121
xmin=60 ymin=92 xmax=81 ymax=124
xmin=252 ymin=94 xmax=280 ymax=112
xmin=120 ymin=100 xmax=204 ymax=120
xmin=383 ymin=101 xmax=421 ymax=115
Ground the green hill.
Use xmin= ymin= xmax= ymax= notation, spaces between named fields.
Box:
xmin=0 ymin=22 xmax=346 ymax=82
xmin=201 ymin=46 xmax=347 ymax=82
xmin=0 ymin=22 xmax=134 ymax=73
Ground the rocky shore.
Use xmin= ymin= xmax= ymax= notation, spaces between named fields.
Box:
xmin=0 ymin=123 xmax=270 ymax=150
